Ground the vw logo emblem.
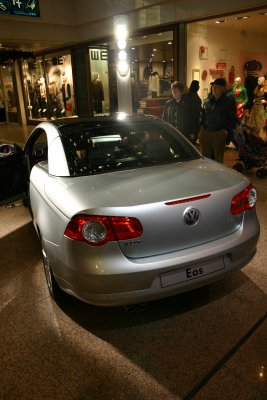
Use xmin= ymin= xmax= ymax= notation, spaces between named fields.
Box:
xmin=183 ymin=208 xmax=200 ymax=226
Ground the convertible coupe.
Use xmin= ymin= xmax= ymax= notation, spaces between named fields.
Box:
xmin=0 ymin=114 xmax=260 ymax=306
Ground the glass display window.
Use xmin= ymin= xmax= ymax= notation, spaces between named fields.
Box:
xmin=87 ymin=31 xmax=174 ymax=116
xmin=129 ymin=31 xmax=173 ymax=116
xmin=45 ymin=53 xmax=75 ymax=119
xmin=22 ymin=52 xmax=76 ymax=121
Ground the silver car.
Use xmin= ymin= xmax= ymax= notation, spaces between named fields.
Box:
xmin=0 ymin=114 xmax=260 ymax=306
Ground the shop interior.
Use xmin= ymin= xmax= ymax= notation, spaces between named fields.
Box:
xmin=187 ymin=10 xmax=267 ymax=107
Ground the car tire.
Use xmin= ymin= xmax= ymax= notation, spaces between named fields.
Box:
xmin=41 ymin=237 xmax=62 ymax=300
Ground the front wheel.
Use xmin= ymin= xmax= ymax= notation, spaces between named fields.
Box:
xmin=41 ymin=237 xmax=62 ymax=300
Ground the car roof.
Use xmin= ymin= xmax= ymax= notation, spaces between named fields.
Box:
xmin=51 ymin=113 xmax=160 ymax=130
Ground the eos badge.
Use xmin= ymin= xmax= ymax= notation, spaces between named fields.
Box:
xmin=183 ymin=208 xmax=200 ymax=226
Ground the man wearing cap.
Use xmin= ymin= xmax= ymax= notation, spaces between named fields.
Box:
xmin=162 ymin=81 xmax=194 ymax=142
xmin=199 ymin=77 xmax=236 ymax=163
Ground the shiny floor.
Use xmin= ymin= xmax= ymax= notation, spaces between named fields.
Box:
xmin=1 ymin=123 xmax=267 ymax=399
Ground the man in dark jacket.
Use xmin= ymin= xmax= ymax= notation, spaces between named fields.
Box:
xmin=162 ymin=81 xmax=194 ymax=142
xmin=199 ymin=77 xmax=236 ymax=163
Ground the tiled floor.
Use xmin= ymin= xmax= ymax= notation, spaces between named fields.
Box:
xmin=0 ymin=122 xmax=33 ymax=146
xmin=1 ymin=123 xmax=267 ymax=399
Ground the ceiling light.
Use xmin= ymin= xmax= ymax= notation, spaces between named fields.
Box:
xmin=215 ymin=19 xmax=227 ymax=24
xmin=235 ymin=16 xmax=249 ymax=20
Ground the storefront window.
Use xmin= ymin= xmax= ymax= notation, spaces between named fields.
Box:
xmin=45 ymin=53 xmax=75 ymax=118
xmin=22 ymin=52 xmax=76 ymax=121
xmin=129 ymin=31 xmax=173 ymax=116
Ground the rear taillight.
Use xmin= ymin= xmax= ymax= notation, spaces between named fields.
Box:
xmin=231 ymin=184 xmax=257 ymax=215
xmin=64 ymin=215 xmax=143 ymax=246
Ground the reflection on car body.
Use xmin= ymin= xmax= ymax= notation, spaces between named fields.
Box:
xmin=0 ymin=114 xmax=260 ymax=306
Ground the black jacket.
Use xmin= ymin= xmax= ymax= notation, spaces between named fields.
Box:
xmin=162 ymin=95 xmax=193 ymax=139
xmin=201 ymin=93 xmax=236 ymax=134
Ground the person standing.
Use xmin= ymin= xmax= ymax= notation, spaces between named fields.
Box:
xmin=162 ymin=81 xmax=193 ymax=142
xmin=188 ymin=80 xmax=202 ymax=144
xmin=199 ymin=78 xmax=236 ymax=163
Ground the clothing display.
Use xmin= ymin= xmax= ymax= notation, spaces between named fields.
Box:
xmin=249 ymin=78 xmax=267 ymax=129
xmin=91 ymin=75 xmax=104 ymax=113
xmin=232 ymin=78 xmax=248 ymax=122
xmin=48 ymin=81 xmax=58 ymax=98
xmin=143 ymin=64 xmax=152 ymax=80
xmin=61 ymin=80 xmax=71 ymax=108
xmin=148 ymin=72 xmax=160 ymax=98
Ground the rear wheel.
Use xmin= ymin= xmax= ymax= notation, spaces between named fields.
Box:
xmin=41 ymin=237 xmax=62 ymax=300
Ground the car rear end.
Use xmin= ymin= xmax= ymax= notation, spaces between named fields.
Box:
xmin=49 ymin=164 xmax=259 ymax=306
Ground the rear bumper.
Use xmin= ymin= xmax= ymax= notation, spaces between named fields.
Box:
xmin=45 ymin=212 xmax=260 ymax=306
xmin=58 ymin=249 xmax=257 ymax=307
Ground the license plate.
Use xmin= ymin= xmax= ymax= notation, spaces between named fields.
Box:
xmin=160 ymin=257 xmax=225 ymax=288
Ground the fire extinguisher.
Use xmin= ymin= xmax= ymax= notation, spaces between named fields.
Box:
xmin=228 ymin=66 xmax=235 ymax=84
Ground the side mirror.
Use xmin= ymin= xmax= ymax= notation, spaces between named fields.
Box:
xmin=0 ymin=143 xmax=17 ymax=156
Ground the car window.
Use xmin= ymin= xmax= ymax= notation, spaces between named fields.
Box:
xmin=25 ymin=129 xmax=48 ymax=172
xmin=59 ymin=120 xmax=201 ymax=176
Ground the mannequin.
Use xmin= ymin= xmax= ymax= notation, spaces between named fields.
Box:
xmin=61 ymin=76 xmax=71 ymax=109
xmin=249 ymin=76 xmax=267 ymax=136
xmin=148 ymin=71 xmax=160 ymax=98
xmin=34 ymin=77 xmax=47 ymax=115
xmin=48 ymin=80 xmax=57 ymax=99
xmin=232 ymin=77 xmax=248 ymax=122
xmin=91 ymin=73 xmax=104 ymax=113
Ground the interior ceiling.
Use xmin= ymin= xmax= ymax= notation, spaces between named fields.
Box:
xmin=0 ymin=9 xmax=266 ymax=53
xmin=203 ymin=9 xmax=267 ymax=36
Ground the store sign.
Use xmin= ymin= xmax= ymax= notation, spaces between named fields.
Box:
xmin=216 ymin=62 xmax=227 ymax=70
xmin=0 ymin=0 xmax=40 ymax=17
xmin=89 ymin=49 xmax=108 ymax=61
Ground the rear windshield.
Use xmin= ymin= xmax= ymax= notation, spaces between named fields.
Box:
xmin=59 ymin=119 xmax=201 ymax=176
